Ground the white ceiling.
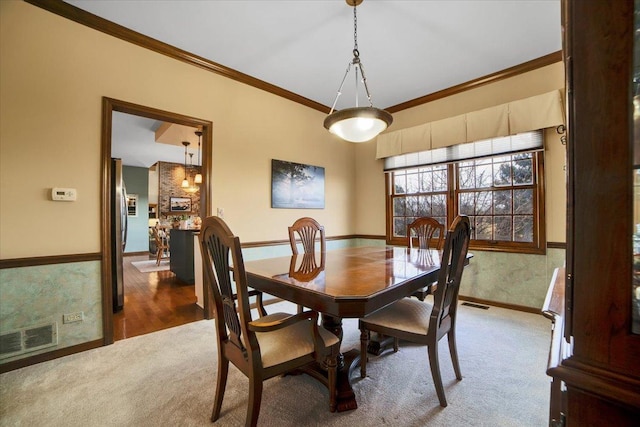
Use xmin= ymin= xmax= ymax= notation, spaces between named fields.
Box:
xmin=69 ymin=0 xmax=562 ymax=166
xmin=110 ymin=113 xmax=202 ymax=168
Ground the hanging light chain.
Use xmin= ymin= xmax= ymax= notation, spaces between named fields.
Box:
xmin=353 ymin=1 xmax=358 ymax=53
xmin=327 ymin=0 xmax=376 ymax=114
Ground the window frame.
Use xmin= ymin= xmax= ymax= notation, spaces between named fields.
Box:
xmin=386 ymin=150 xmax=546 ymax=254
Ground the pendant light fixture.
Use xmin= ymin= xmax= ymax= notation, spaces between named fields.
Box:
xmin=194 ymin=130 xmax=203 ymax=184
xmin=324 ymin=0 xmax=392 ymax=143
xmin=181 ymin=141 xmax=190 ymax=188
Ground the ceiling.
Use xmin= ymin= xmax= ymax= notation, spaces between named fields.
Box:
xmin=110 ymin=113 xmax=201 ymax=168
xmin=68 ymin=0 xmax=562 ymax=167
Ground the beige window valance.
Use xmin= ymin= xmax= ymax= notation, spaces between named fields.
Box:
xmin=376 ymin=89 xmax=564 ymax=159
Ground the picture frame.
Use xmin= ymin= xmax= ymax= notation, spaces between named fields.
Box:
xmin=127 ymin=194 xmax=138 ymax=217
xmin=170 ymin=196 xmax=192 ymax=212
xmin=271 ymin=159 xmax=325 ymax=209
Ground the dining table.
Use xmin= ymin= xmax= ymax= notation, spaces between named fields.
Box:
xmin=244 ymin=245 xmax=470 ymax=412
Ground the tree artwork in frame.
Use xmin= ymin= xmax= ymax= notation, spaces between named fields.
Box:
xmin=271 ymin=159 xmax=325 ymax=209
xmin=170 ymin=196 xmax=192 ymax=212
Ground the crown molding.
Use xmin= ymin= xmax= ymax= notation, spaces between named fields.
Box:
xmin=25 ymin=0 xmax=562 ymax=115
xmin=24 ymin=0 xmax=330 ymax=113
xmin=386 ymin=51 xmax=563 ymax=113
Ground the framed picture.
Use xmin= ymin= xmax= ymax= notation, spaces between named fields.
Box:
xmin=271 ymin=159 xmax=325 ymax=209
xmin=127 ymin=194 xmax=138 ymax=217
xmin=170 ymin=196 xmax=192 ymax=212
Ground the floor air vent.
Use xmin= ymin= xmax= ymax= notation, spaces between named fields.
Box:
xmin=461 ymin=302 xmax=490 ymax=310
xmin=0 ymin=322 xmax=57 ymax=359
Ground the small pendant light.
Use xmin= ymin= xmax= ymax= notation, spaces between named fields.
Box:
xmin=194 ymin=130 xmax=203 ymax=184
xmin=181 ymin=141 xmax=190 ymax=188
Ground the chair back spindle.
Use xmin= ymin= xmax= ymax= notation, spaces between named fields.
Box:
xmin=430 ymin=216 xmax=471 ymax=338
xmin=407 ymin=217 xmax=445 ymax=300
xmin=200 ymin=218 xmax=253 ymax=353
xmin=407 ymin=217 xmax=444 ymax=250
xmin=288 ymin=217 xmax=326 ymax=255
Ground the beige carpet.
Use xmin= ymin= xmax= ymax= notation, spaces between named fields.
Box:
xmin=131 ymin=259 xmax=170 ymax=273
xmin=0 ymin=301 xmax=551 ymax=426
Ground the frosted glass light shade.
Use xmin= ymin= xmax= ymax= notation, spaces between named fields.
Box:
xmin=194 ymin=173 xmax=202 ymax=184
xmin=181 ymin=178 xmax=189 ymax=188
xmin=324 ymin=107 xmax=393 ymax=143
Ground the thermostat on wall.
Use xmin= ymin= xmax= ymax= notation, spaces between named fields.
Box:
xmin=51 ymin=188 xmax=77 ymax=201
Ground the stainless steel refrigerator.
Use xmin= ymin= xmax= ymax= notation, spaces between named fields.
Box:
xmin=111 ymin=158 xmax=127 ymax=312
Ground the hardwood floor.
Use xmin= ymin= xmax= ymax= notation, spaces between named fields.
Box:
xmin=113 ymin=254 xmax=204 ymax=341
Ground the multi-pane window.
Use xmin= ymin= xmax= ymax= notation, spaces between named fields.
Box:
xmin=391 ymin=164 xmax=448 ymax=237
xmin=387 ymin=151 xmax=545 ymax=254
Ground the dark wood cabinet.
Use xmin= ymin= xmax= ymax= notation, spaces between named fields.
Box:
xmin=169 ymin=229 xmax=196 ymax=284
xmin=547 ymin=1 xmax=640 ymax=424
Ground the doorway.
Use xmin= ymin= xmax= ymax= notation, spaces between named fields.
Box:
xmin=101 ymin=97 xmax=213 ymax=345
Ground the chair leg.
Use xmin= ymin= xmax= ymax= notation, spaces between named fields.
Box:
xmin=360 ymin=328 xmax=369 ymax=378
xmin=393 ymin=337 xmax=399 ymax=352
xmin=156 ymin=247 xmax=162 ymax=266
xmin=447 ymin=328 xmax=462 ymax=380
xmin=246 ymin=375 xmax=263 ymax=427
xmin=427 ymin=342 xmax=448 ymax=407
xmin=211 ymin=357 xmax=229 ymax=422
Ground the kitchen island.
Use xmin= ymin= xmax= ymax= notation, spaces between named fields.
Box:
xmin=169 ymin=229 xmax=198 ymax=283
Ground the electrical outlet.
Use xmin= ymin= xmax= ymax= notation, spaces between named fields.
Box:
xmin=217 ymin=208 xmax=224 ymax=218
xmin=63 ymin=312 xmax=83 ymax=324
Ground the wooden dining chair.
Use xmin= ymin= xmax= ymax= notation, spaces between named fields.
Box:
xmin=152 ymin=226 xmax=170 ymax=266
xmin=199 ymin=216 xmax=340 ymax=426
xmin=288 ymin=217 xmax=326 ymax=312
xmin=288 ymin=217 xmax=326 ymax=255
xmin=359 ymin=215 xmax=471 ymax=408
xmin=407 ymin=217 xmax=445 ymax=301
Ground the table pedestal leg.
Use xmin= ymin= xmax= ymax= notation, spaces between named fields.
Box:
xmin=322 ymin=314 xmax=359 ymax=412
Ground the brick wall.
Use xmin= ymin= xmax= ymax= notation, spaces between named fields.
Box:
xmin=157 ymin=161 xmax=201 ymax=219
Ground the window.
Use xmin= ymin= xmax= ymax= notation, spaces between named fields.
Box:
xmin=387 ymin=150 xmax=545 ymax=254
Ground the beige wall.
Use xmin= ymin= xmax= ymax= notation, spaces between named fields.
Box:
xmin=0 ymin=3 xmax=566 ymax=363
xmin=0 ymin=1 xmax=355 ymax=259
xmin=354 ymin=63 xmax=567 ymax=243
xmin=0 ymin=2 xmax=566 ymax=259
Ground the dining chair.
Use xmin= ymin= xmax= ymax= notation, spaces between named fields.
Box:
xmin=199 ymin=216 xmax=340 ymax=426
xmin=359 ymin=215 xmax=471 ymax=407
xmin=288 ymin=217 xmax=326 ymax=255
xmin=288 ymin=217 xmax=326 ymax=313
xmin=152 ymin=226 xmax=170 ymax=266
xmin=407 ymin=217 xmax=445 ymax=301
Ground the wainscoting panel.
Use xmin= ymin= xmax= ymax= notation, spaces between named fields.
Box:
xmin=0 ymin=261 xmax=102 ymax=365
xmin=461 ymin=248 xmax=565 ymax=309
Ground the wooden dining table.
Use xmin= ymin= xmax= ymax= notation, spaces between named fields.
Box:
xmin=244 ymin=245 xmax=458 ymax=412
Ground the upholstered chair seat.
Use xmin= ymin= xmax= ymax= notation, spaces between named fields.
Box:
xmin=362 ymin=298 xmax=433 ymax=336
xmin=253 ymin=312 xmax=340 ymax=368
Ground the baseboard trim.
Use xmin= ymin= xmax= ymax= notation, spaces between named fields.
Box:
xmin=0 ymin=294 xmax=540 ymax=374
xmin=0 ymin=339 xmax=103 ymax=373
xmin=458 ymin=295 xmax=543 ymax=315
